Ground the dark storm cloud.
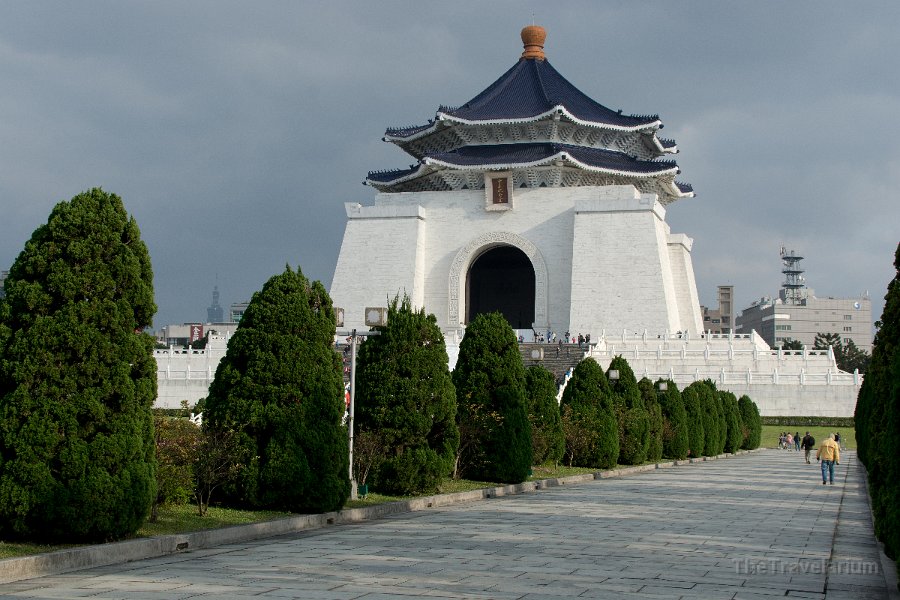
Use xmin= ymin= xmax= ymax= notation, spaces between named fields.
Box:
xmin=1 ymin=1 xmax=897 ymax=329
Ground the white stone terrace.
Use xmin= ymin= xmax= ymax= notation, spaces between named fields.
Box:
xmin=588 ymin=329 xmax=862 ymax=390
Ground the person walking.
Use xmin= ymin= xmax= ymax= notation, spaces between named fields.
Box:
xmin=834 ymin=432 xmax=842 ymax=449
xmin=801 ymin=432 xmax=816 ymax=463
xmin=785 ymin=433 xmax=794 ymax=451
xmin=794 ymin=432 xmax=801 ymax=451
xmin=816 ymin=433 xmax=841 ymax=485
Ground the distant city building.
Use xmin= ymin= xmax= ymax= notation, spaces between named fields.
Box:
xmin=735 ymin=249 xmax=872 ymax=353
xmin=701 ymin=285 xmax=734 ymax=334
xmin=230 ymin=301 xmax=249 ymax=323
xmin=156 ymin=322 xmax=239 ymax=348
xmin=207 ymin=285 xmax=224 ymax=323
xmin=0 ymin=270 xmax=7 ymax=299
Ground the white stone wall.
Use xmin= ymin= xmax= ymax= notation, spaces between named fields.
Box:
xmin=330 ymin=202 xmax=426 ymax=329
xmin=667 ymin=234 xmax=703 ymax=334
xmin=331 ymin=184 xmax=700 ymax=340
xmin=569 ymin=189 xmax=677 ymax=335
xmin=588 ymin=332 xmax=860 ymax=417
xmin=154 ymin=333 xmax=229 ymax=409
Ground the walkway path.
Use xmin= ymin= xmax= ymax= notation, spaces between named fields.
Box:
xmin=3 ymin=450 xmax=895 ymax=599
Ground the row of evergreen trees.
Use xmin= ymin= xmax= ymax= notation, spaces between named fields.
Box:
xmin=0 ymin=188 xmax=763 ymax=544
xmin=854 ymin=243 xmax=900 ymax=573
xmin=559 ymin=356 xmax=761 ymax=468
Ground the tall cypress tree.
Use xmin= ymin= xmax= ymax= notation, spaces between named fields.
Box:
xmin=681 ymin=385 xmax=705 ymax=458
xmin=608 ymin=356 xmax=649 ymax=465
xmin=738 ymin=395 xmax=761 ymax=450
xmin=560 ymin=358 xmax=618 ymax=469
xmin=720 ymin=391 xmax=743 ymax=453
xmin=524 ymin=365 xmax=565 ymax=466
xmin=656 ymin=379 xmax=689 ymax=460
xmin=0 ymin=188 xmax=157 ymax=542
xmin=355 ymin=296 xmax=458 ymax=495
xmin=638 ymin=378 xmax=664 ymax=463
xmin=453 ymin=312 xmax=531 ymax=483
xmin=203 ymin=266 xmax=349 ymax=513
xmin=855 ymin=243 xmax=900 ymax=562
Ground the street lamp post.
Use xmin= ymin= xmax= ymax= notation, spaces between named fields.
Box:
xmin=336 ymin=307 xmax=385 ymax=501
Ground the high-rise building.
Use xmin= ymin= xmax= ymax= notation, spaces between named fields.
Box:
xmin=0 ymin=270 xmax=7 ymax=299
xmin=701 ymin=285 xmax=734 ymax=334
xmin=207 ymin=285 xmax=225 ymax=323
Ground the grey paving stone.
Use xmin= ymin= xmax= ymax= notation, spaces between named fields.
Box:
xmin=3 ymin=450 xmax=894 ymax=600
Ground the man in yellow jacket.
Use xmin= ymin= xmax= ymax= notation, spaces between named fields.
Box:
xmin=816 ymin=434 xmax=841 ymax=485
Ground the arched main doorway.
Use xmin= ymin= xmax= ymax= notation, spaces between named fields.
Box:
xmin=466 ymin=245 xmax=535 ymax=329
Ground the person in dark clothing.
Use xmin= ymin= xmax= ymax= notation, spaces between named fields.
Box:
xmin=801 ymin=432 xmax=816 ymax=464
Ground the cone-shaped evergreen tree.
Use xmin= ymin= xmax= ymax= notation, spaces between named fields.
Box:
xmin=638 ymin=378 xmax=664 ymax=463
xmin=524 ymin=365 xmax=565 ymax=466
xmin=560 ymin=358 xmax=618 ymax=468
xmin=681 ymin=385 xmax=705 ymax=458
xmin=655 ymin=379 xmax=689 ymax=460
xmin=608 ymin=356 xmax=649 ymax=465
xmin=687 ymin=381 xmax=719 ymax=456
xmin=855 ymin=242 xmax=900 ymax=563
xmin=720 ymin=391 xmax=743 ymax=453
xmin=738 ymin=395 xmax=761 ymax=450
xmin=453 ymin=312 xmax=531 ymax=483
xmin=355 ymin=296 xmax=458 ymax=495
xmin=0 ymin=188 xmax=157 ymax=542
xmin=203 ymin=266 xmax=349 ymax=513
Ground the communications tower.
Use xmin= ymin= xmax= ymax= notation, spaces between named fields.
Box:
xmin=780 ymin=247 xmax=805 ymax=305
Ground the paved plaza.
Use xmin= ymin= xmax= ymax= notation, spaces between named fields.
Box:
xmin=2 ymin=450 xmax=895 ymax=599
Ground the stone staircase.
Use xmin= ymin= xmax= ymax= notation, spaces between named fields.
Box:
xmin=519 ymin=342 xmax=589 ymax=383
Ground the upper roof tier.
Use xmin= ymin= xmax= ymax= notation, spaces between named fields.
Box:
xmin=371 ymin=26 xmax=692 ymax=201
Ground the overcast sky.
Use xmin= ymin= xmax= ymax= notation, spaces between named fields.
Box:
xmin=1 ymin=2 xmax=898 ymax=331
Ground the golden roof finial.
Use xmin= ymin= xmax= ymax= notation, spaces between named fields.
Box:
xmin=520 ymin=25 xmax=546 ymax=61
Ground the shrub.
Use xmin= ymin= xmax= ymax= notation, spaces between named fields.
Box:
xmin=203 ymin=266 xmax=349 ymax=513
xmin=524 ymin=366 xmax=565 ymax=466
xmin=608 ymin=357 xmax=649 ymax=465
xmin=560 ymin=358 xmax=618 ymax=468
xmin=0 ymin=188 xmax=157 ymax=542
xmin=354 ymin=297 xmax=458 ymax=495
xmin=453 ymin=312 xmax=531 ymax=483
xmin=151 ymin=415 xmax=201 ymax=521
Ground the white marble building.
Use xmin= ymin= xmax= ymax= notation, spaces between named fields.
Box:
xmin=331 ymin=26 xmax=699 ymax=341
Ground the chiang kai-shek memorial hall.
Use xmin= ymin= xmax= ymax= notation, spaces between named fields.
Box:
xmin=331 ymin=26 xmax=702 ymax=340
xmin=152 ymin=26 xmax=863 ymax=417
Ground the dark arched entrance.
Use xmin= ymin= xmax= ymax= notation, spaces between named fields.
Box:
xmin=466 ymin=245 xmax=535 ymax=329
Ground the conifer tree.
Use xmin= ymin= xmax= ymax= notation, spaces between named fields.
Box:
xmin=638 ymin=378 xmax=664 ymax=463
xmin=560 ymin=358 xmax=618 ymax=468
xmin=453 ymin=312 xmax=531 ymax=483
xmin=720 ymin=391 xmax=743 ymax=453
xmin=524 ymin=366 xmax=565 ymax=466
xmin=608 ymin=356 xmax=649 ymax=465
xmin=0 ymin=188 xmax=157 ymax=542
xmin=656 ymin=379 xmax=689 ymax=460
xmin=681 ymin=385 xmax=705 ymax=458
xmin=738 ymin=395 xmax=761 ymax=450
xmin=354 ymin=296 xmax=458 ymax=495
xmin=855 ymin=242 xmax=900 ymax=563
xmin=688 ymin=381 xmax=719 ymax=456
xmin=203 ymin=266 xmax=349 ymax=513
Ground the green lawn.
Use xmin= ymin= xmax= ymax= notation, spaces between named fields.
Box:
xmin=761 ymin=425 xmax=856 ymax=450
